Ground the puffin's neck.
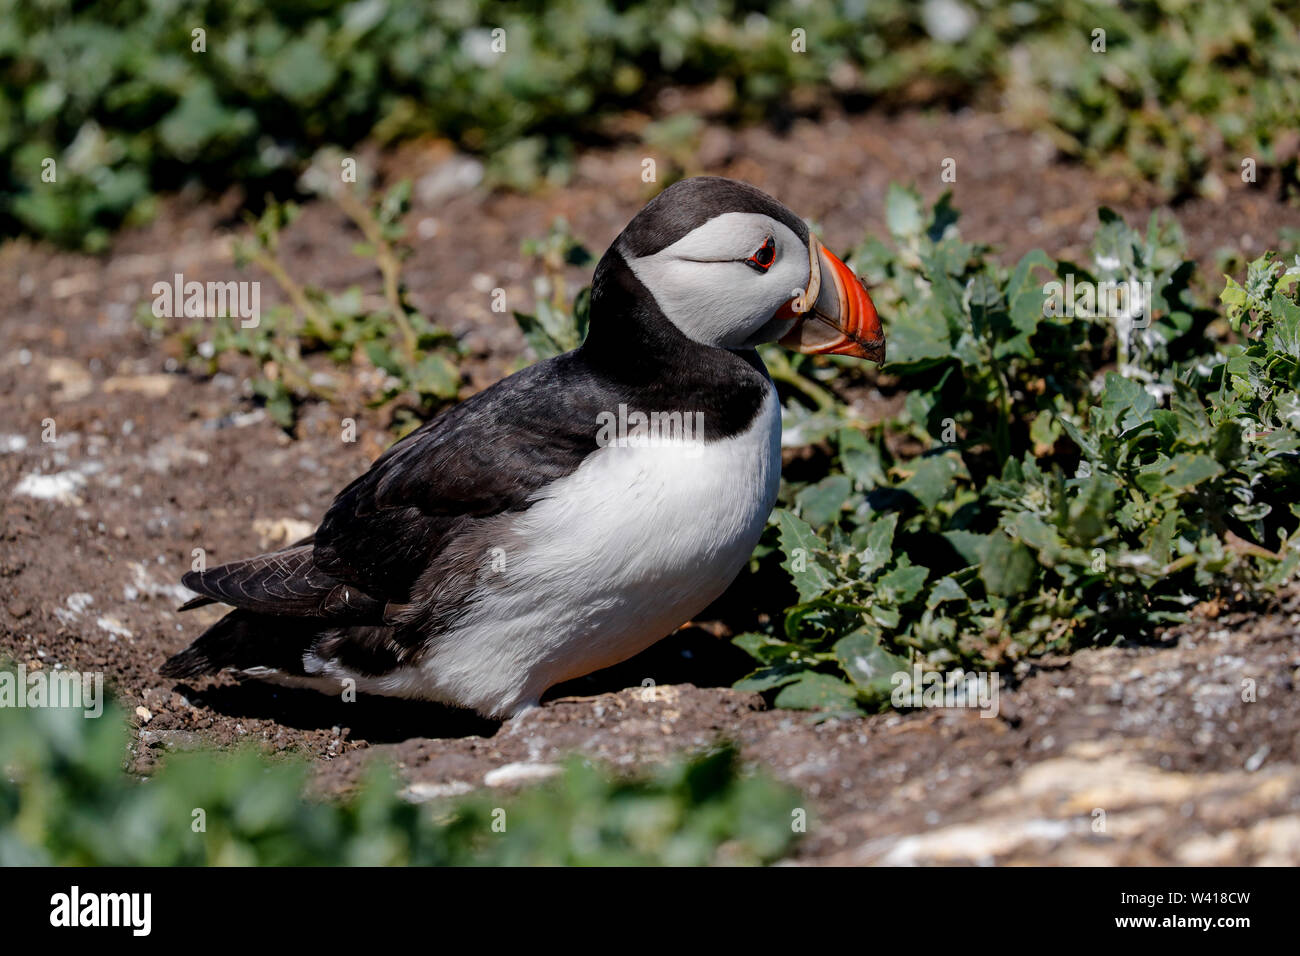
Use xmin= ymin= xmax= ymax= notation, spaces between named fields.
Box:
xmin=580 ymin=250 xmax=694 ymax=374
xmin=575 ymin=248 xmax=772 ymax=440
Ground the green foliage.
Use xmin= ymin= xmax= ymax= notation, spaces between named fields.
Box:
xmin=735 ymin=189 xmax=1300 ymax=713
xmin=1005 ymin=1 xmax=1300 ymax=197
xmin=6 ymin=0 xmax=1296 ymax=247
xmin=141 ymin=178 xmax=462 ymax=433
xmin=0 ymin=683 xmax=799 ymax=865
xmin=513 ymin=218 xmax=592 ymax=360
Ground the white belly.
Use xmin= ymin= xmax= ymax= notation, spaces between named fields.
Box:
xmin=371 ymin=384 xmax=782 ymax=716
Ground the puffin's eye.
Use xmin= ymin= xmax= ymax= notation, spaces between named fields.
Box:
xmin=745 ymin=236 xmax=776 ymax=272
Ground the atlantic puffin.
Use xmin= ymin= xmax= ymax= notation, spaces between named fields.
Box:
xmin=162 ymin=177 xmax=884 ymax=718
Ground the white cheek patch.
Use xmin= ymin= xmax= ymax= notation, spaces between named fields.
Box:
xmin=625 ymin=214 xmax=810 ymax=349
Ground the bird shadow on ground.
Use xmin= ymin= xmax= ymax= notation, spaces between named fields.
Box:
xmin=169 ymin=621 xmax=758 ymax=743
xmin=174 ymin=681 xmax=499 ymax=743
xmin=546 ymin=625 xmax=757 ymax=702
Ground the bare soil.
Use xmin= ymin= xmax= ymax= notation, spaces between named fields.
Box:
xmin=3 ymin=104 xmax=1299 ymax=864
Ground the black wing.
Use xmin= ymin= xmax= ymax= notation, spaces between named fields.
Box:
xmin=180 ymin=354 xmax=609 ymax=624
xmin=311 ymin=353 xmax=609 ymax=604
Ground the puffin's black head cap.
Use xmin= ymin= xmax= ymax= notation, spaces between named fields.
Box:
xmin=614 ymin=177 xmax=810 ymax=259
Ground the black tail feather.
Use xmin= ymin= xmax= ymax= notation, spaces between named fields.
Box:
xmin=160 ymin=609 xmax=319 ymax=679
xmin=178 ymin=547 xmax=383 ymax=621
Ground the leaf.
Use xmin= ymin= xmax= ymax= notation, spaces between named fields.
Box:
xmin=1144 ymin=509 xmax=1179 ymax=567
xmin=572 ymin=286 xmax=591 ymax=344
xmin=774 ymin=510 xmax=835 ymax=602
xmin=1164 ymin=453 xmax=1223 ymax=490
xmin=1030 ymin=409 xmax=1059 ymax=449
xmin=779 ymin=402 xmax=855 ymax=448
xmin=1058 ymin=414 xmax=1099 ymax=459
xmin=967 ymin=271 xmax=1003 ymax=340
xmin=899 ymin=453 xmax=962 ymax=509
xmin=870 ymin=604 xmax=901 ymax=628
xmin=1211 ymin=420 xmax=1244 ymax=465
xmin=1277 ymin=391 xmax=1300 ymax=429
xmin=926 ymin=575 xmax=967 ymax=608
xmin=1006 ymin=511 xmax=1064 ymax=559
xmin=834 ymin=631 xmax=907 ymax=696
xmin=514 ymin=311 xmax=563 ymax=361
xmin=733 ymin=632 xmax=790 ymax=660
xmin=267 ymin=36 xmax=338 ymax=105
xmin=251 ymin=378 xmax=295 ymax=429
xmin=733 ymin=663 xmax=805 ymax=693
xmin=1101 ymin=373 xmax=1157 ymax=434
xmin=364 ymin=340 xmax=402 ymax=375
xmin=884 ymin=301 xmax=953 ymax=367
xmin=926 ymin=192 xmax=960 ymax=242
xmin=1006 ymin=249 xmax=1057 ymax=334
xmin=795 ymin=475 xmax=851 ymax=528
xmin=1068 ymin=476 xmax=1114 ymax=546
xmin=838 ymin=428 xmax=886 ymax=488
xmin=980 ymin=533 xmax=1037 ymax=597
xmin=772 ymin=673 xmax=860 ymax=712
xmin=1219 ymin=276 xmax=1248 ymax=326
xmin=875 ymin=564 xmax=929 ymax=605
xmin=942 ymin=530 xmax=988 ymax=566
xmin=158 ymin=80 xmax=249 ymax=159
xmin=409 ymin=352 xmax=460 ymax=399
xmin=1269 ymin=292 xmax=1300 ymax=359
xmin=884 ymin=184 xmax=925 ymax=241
xmin=855 ymin=512 xmax=898 ymax=578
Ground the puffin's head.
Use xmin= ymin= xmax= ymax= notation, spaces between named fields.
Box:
xmin=601 ymin=177 xmax=884 ymax=362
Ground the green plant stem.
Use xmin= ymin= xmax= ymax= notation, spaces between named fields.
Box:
xmin=240 ymin=250 xmax=337 ymax=402
xmin=336 ymin=188 xmax=420 ymax=365
xmin=763 ymin=349 xmax=844 ymax=413
xmin=247 ymin=247 xmax=328 ymax=332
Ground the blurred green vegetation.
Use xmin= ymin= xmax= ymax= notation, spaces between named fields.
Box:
xmin=0 ymin=680 xmax=800 ymax=865
xmin=4 ymin=0 xmax=1297 ymax=249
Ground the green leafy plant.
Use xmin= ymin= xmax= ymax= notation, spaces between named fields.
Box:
xmin=0 ymin=676 xmax=800 ymax=866
xmin=140 ymin=179 xmax=462 ymax=433
xmin=733 ymin=188 xmax=1300 ymax=713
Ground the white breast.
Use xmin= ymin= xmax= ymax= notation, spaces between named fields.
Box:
xmin=369 ymin=382 xmax=782 ymax=716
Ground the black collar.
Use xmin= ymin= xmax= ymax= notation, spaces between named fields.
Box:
xmin=579 ymin=249 xmax=771 ymax=440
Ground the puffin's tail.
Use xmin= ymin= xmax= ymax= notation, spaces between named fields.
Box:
xmin=160 ymin=609 xmax=319 ymax=679
xmin=162 ymin=544 xmax=389 ymax=681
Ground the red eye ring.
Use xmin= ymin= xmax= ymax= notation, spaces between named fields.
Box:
xmin=746 ymin=236 xmax=776 ymax=272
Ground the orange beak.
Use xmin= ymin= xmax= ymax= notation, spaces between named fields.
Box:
xmin=777 ymin=237 xmax=885 ymax=364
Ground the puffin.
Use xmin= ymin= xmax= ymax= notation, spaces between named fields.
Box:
xmin=161 ymin=177 xmax=884 ymax=718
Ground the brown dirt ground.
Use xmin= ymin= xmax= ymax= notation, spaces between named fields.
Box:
xmin=3 ymin=104 xmax=1299 ymax=865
